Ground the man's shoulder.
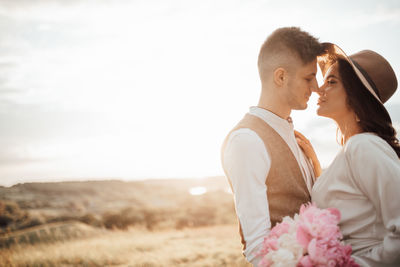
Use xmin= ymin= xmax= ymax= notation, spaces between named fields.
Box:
xmin=226 ymin=128 xmax=264 ymax=149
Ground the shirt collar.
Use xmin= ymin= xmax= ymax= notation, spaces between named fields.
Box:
xmin=249 ymin=106 xmax=294 ymax=127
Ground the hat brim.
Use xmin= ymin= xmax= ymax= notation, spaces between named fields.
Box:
xmin=317 ymin=42 xmax=383 ymax=104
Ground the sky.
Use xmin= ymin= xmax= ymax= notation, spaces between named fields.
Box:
xmin=0 ymin=0 xmax=399 ymax=186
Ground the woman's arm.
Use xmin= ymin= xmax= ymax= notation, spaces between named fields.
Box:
xmin=294 ymin=130 xmax=322 ymax=178
xmin=346 ymin=136 xmax=400 ymax=264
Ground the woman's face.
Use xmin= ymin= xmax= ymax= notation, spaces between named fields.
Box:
xmin=317 ymin=62 xmax=353 ymax=120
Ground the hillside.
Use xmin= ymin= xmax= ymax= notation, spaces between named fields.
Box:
xmin=0 ymin=177 xmax=236 ymax=237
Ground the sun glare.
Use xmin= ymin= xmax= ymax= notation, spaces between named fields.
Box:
xmin=189 ymin=186 xmax=207 ymax=196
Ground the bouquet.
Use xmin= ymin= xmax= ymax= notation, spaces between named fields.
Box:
xmin=256 ymin=203 xmax=359 ymax=267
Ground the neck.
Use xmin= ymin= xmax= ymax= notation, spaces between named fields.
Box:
xmin=335 ymin=114 xmax=362 ymax=144
xmin=257 ymin=88 xmax=291 ymax=120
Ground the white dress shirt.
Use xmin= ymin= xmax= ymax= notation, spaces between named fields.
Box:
xmin=222 ymin=106 xmax=315 ymax=265
xmin=312 ymin=133 xmax=400 ymax=266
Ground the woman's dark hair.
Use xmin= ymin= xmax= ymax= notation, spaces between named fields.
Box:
xmin=337 ymin=58 xmax=400 ymax=158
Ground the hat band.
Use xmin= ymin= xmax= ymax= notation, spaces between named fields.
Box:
xmin=351 ymin=59 xmax=381 ymax=101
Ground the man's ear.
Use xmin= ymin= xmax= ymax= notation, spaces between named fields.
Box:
xmin=273 ymin=67 xmax=287 ymax=87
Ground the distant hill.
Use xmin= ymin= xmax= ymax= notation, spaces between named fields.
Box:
xmin=0 ymin=176 xmax=230 ymax=212
xmin=0 ymin=177 xmax=236 ymax=237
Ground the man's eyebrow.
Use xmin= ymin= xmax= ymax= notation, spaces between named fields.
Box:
xmin=307 ymin=72 xmax=316 ymax=76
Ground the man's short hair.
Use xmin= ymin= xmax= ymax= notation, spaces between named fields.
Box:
xmin=258 ymin=27 xmax=324 ymax=76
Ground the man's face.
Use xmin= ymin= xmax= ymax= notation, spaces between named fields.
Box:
xmin=285 ymin=59 xmax=318 ymax=110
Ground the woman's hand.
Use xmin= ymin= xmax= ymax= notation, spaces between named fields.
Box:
xmin=294 ymin=130 xmax=322 ymax=178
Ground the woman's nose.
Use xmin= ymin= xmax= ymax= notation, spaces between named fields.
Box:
xmin=313 ymin=84 xmax=326 ymax=96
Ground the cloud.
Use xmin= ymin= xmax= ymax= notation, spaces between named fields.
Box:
xmin=0 ymin=0 xmax=82 ymax=17
xmin=0 ymin=149 xmax=51 ymax=166
xmin=387 ymin=103 xmax=400 ymax=122
xmin=0 ymin=101 xmax=127 ymax=171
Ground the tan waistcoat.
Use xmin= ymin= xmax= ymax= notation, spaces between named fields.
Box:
xmin=221 ymin=114 xmax=311 ymax=250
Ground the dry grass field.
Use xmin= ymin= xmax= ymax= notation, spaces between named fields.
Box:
xmin=0 ymin=224 xmax=252 ymax=267
xmin=0 ymin=177 xmax=253 ymax=266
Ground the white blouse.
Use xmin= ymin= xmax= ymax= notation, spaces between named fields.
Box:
xmin=312 ymin=133 xmax=400 ymax=266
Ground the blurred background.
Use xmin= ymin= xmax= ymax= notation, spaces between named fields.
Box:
xmin=0 ymin=0 xmax=399 ymax=186
xmin=0 ymin=0 xmax=399 ymax=266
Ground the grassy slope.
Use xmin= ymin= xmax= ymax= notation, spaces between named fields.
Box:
xmin=0 ymin=178 xmax=253 ymax=266
xmin=0 ymin=225 xmax=252 ymax=267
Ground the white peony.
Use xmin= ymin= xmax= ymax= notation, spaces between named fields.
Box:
xmin=267 ymin=249 xmax=298 ymax=267
xmin=278 ymin=233 xmax=304 ymax=260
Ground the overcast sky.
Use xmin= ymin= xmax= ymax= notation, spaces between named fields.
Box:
xmin=0 ymin=0 xmax=399 ymax=186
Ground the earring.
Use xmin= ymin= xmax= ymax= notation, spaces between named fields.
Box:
xmin=355 ymin=115 xmax=360 ymax=122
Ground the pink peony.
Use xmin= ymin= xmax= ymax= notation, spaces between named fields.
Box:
xmin=296 ymin=223 xmax=313 ymax=248
xmin=264 ymin=236 xmax=279 ymax=251
xmin=259 ymin=257 xmax=272 ymax=267
xmin=298 ymin=255 xmax=313 ymax=267
xmin=296 ymin=203 xmax=342 ymax=249
xmin=270 ymin=221 xmax=291 ymax=238
xmin=257 ymin=203 xmax=360 ymax=267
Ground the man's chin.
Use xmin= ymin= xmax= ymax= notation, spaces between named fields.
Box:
xmin=292 ymin=104 xmax=308 ymax=110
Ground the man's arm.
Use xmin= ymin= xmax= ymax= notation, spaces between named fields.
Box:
xmin=222 ymin=128 xmax=271 ymax=264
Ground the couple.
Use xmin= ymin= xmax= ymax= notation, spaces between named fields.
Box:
xmin=221 ymin=27 xmax=400 ymax=267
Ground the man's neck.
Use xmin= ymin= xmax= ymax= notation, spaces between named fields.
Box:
xmin=257 ymin=90 xmax=291 ymax=120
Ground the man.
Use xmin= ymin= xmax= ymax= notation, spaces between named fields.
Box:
xmin=221 ymin=27 xmax=324 ymax=265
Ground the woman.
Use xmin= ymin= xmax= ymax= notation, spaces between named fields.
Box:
xmin=296 ymin=43 xmax=400 ymax=267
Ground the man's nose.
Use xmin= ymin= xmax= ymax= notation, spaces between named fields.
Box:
xmin=310 ymin=79 xmax=320 ymax=93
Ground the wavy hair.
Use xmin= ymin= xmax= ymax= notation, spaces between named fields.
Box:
xmin=337 ymin=58 xmax=400 ymax=157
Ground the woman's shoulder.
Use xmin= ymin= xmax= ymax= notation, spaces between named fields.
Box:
xmin=346 ymin=132 xmax=384 ymax=146
xmin=344 ymin=132 xmax=397 ymax=159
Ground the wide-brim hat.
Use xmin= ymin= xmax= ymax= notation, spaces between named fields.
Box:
xmin=317 ymin=42 xmax=398 ymax=104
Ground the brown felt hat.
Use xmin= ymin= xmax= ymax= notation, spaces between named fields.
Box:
xmin=318 ymin=42 xmax=398 ymax=104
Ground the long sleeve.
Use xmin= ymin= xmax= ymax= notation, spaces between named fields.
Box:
xmin=345 ymin=135 xmax=400 ymax=265
xmin=222 ymin=128 xmax=271 ymax=264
